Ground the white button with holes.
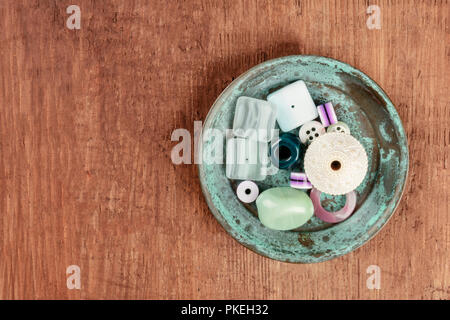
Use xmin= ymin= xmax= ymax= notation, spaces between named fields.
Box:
xmin=299 ymin=120 xmax=326 ymax=144
xmin=327 ymin=121 xmax=351 ymax=135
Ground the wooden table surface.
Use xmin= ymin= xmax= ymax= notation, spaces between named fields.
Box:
xmin=0 ymin=0 xmax=448 ymax=300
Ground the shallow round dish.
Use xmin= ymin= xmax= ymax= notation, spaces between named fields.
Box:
xmin=198 ymin=55 xmax=409 ymax=263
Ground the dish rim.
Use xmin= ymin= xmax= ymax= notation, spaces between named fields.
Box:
xmin=198 ymin=55 xmax=409 ymax=263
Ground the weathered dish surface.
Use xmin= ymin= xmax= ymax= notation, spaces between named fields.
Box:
xmin=198 ymin=55 xmax=409 ymax=263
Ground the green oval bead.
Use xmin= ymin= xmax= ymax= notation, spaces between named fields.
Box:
xmin=256 ymin=187 xmax=314 ymax=231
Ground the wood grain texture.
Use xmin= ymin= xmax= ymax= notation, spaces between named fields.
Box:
xmin=0 ymin=0 xmax=448 ymax=300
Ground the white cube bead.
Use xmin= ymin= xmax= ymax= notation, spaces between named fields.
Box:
xmin=267 ymin=80 xmax=318 ymax=132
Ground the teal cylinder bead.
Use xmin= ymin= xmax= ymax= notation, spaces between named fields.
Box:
xmin=270 ymin=133 xmax=304 ymax=170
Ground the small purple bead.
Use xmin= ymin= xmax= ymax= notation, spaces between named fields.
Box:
xmin=290 ymin=172 xmax=312 ymax=189
xmin=324 ymin=102 xmax=338 ymax=125
xmin=317 ymin=104 xmax=330 ymax=127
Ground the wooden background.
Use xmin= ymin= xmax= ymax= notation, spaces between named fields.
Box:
xmin=0 ymin=0 xmax=448 ymax=300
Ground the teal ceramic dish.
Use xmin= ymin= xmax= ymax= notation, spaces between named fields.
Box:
xmin=198 ymin=55 xmax=408 ymax=263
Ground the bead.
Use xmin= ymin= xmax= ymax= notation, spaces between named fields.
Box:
xmin=298 ymin=120 xmax=326 ymax=144
xmin=256 ymin=187 xmax=314 ymax=230
xmin=233 ymin=96 xmax=276 ymax=142
xmin=327 ymin=121 xmax=351 ymax=135
xmin=267 ymin=80 xmax=318 ymax=132
xmin=236 ymin=180 xmax=259 ymax=203
xmin=304 ymin=133 xmax=368 ymax=195
xmin=310 ymin=188 xmax=357 ymax=223
xmin=290 ymin=172 xmax=312 ymax=189
xmin=317 ymin=102 xmax=338 ymax=127
xmin=225 ymin=137 xmax=269 ymax=181
xmin=270 ymin=133 xmax=303 ymax=170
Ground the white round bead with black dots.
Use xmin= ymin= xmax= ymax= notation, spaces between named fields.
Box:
xmin=327 ymin=121 xmax=351 ymax=134
xmin=299 ymin=120 xmax=326 ymax=144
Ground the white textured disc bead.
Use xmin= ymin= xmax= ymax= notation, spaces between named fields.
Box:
xmin=304 ymin=133 xmax=368 ymax=195
xmin=236 ymin=180 xmax=259 ymax=203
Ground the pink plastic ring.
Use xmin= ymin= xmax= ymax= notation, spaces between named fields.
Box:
xmin=310 ymin=188 xmax=357 ymax=223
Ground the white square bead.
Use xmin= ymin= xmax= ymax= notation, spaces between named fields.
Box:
xmin=232 ymin=96 xmax=276 ymax=142
xmin=225 ymin=137 xmax=268 ymax=181
xmin=267 ymin=80 xmax=318 ymax=132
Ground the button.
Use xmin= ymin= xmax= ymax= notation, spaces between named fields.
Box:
xmin=236 ymin=180 xmax=259 ymax=203
xmin=299 ymin=120 xmax=325 ymax=144
xmin=327 ymin=121 xmax=350 ymax=134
